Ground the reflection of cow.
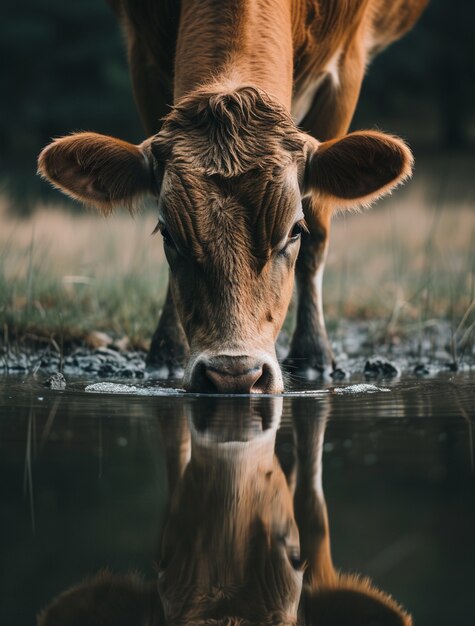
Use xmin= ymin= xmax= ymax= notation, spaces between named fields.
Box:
xmin=290 ymin=398 xmax=412 ymax=626
xmin=38 ymin=397 xmax=303 ymax=626
xmin=38 ymin=1 xmax=427 ymax=393
xmin=38 ymin=397 xmax=412 ymax=626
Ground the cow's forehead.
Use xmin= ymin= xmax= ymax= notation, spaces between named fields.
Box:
xmin=159 ymin=162 xmax=302 ymax=260
xmin=151 ymin=85 xmax=307 ymax=179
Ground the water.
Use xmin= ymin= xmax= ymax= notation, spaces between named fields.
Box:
xmin=1 ymin=373 xmax=474 ymax=625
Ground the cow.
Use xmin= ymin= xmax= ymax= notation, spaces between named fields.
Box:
xmin=38 ymin=0 xmax=428 ymax=393
xmin=38 ymin=396 xmax=411 ymax=626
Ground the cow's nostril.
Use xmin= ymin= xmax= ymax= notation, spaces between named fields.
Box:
xmin=189 ymin=359 xmax=220 ymax=393
xmin=203 ymin=367 xmax=222 ymax=393
xmin=250 ymin=363 xmax=273 ymax=394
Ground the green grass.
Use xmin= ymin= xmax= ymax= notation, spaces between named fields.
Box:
xmin=0 ymin=206 xmax=169 ymax=349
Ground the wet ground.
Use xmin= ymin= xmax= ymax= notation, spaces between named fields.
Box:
xmin=1 ymin=370 xmax=474 ymax=626
xmin=2 ymin=319 xmax=473 ymax=381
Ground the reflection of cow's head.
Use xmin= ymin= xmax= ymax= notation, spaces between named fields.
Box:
xmin=38 ymin=85 xmax=413 ymax=392
xmin=157 ymin=397 xmax=302 ymax=625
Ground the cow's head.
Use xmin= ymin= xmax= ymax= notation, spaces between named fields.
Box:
xmin=38 ymin=85 xmax=413 ymax=393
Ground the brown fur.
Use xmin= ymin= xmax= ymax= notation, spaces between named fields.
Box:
xmin=306 ymin=130 xmax=414 ymax=208
xmin=305 ymin=575 xmax=412 ymax=626
xmin=37 ymin=570 xmax=158 ymax=626
xmin=38 ymin=0 xmax=427 ymax=387
xmin=153 ymin=86 xmax=306 ymax=178
xmin=37 ymin=132 xmax=151 ymax=214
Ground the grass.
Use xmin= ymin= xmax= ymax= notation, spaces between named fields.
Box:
xmin=0 ymin=202 xmax=168 ymax=350
xmin=1 ymin=152 xmax=474 ymax=356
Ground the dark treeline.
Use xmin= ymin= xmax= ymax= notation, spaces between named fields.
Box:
xmin=1 ymin=0 xmax=473 ymax=212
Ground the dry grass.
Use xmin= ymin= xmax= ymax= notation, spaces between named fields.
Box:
xmin=326 ymin=176 xmax=474 ymax=319
xmin=0 ymin=200 xmax=168 ymax=348
xmin=1 ymin=153 xmax=474 ymax=352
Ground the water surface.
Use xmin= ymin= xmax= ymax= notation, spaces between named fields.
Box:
xmin=1 ymin=373 xmax=474 ymax=625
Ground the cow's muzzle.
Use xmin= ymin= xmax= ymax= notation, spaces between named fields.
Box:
xmin=188 ymin=354 xmax=282 ymax=394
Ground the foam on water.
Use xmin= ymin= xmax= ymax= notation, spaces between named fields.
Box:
xmin=333 ymin=384 xmax=390 ymax=394
xmin=85 ymin=382 xmax=184 ymax=395
xmin=84 ymin=382 xmax=390 ymax=396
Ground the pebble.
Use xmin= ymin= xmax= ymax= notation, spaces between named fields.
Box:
xmin=364 ymin=358 xmax=401 ymax=379
xmin=330 ymin=368 xmax=348 ymax=381
xmin=414 ymin=363 xmax=430 ymax=376
xmin=443 ymin=361 xmax=458 ymax=372
xmin=44 ymin=372 xmax=67 ymax=390
xmin=85 ymin=331 xmax=113 ymax=348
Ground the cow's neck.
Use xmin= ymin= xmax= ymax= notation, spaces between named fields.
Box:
xmin=174 ymin=0 xmax=293 ymax=108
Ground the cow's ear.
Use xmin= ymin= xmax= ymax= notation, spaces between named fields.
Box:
xmin=303 ymin=576 xmax=413 ymax=626
xmin=38 ymin=132 xmax=154 ymax=214
xmin=303 ymin=131 xmax=413 ymax=210
xmin=37 ymin=571 xmax=162 ymax=626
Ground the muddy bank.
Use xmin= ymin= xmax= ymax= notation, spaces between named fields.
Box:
xmin=1 ymin=320 xmax=472 ymax=383
xmin=1 ymin=346 xmax=149 ymax=380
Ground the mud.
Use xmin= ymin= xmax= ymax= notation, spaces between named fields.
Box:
xmin=1 ymin=320 xmax=472 ymax=383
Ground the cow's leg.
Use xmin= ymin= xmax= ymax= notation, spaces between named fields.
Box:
xmin=126 ymin=38 xmax=189 ymax=373
xmin=147 ymin=280 xmax=189 ymax=373
xmin=285 ymin=205 xmax=334 ymax=375
xmin=291 ymin=398 xmax=335 ymax=590
xmin=285 ymin=43 xmax=366 ymax=376
xmin=292 ymin=399 xmax=412 ymax=624
xmin=156 ymin=408 xmax=190 ymax=559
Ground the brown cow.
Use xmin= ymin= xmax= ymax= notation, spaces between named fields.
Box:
xmin=38 ymin=0 xmax=428 ymax=393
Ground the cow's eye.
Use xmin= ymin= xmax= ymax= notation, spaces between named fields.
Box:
xmin=160 ymin=228 xmax=175 ymax=248
xmin=289 ymin=221 xmax=304 ymax=241
xmin=278 ymin=534 xmax=303 ymax=571
xmin=152 ymin=221 xmax=176 ymax=250
xmin=278 ymin=221 xmax=306 ymax=256
xmin=288 ymin=550 xmax=303 ymax=571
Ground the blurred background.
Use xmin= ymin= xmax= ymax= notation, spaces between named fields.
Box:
xmin=0 ymin=0 xmax=474 ymax=350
